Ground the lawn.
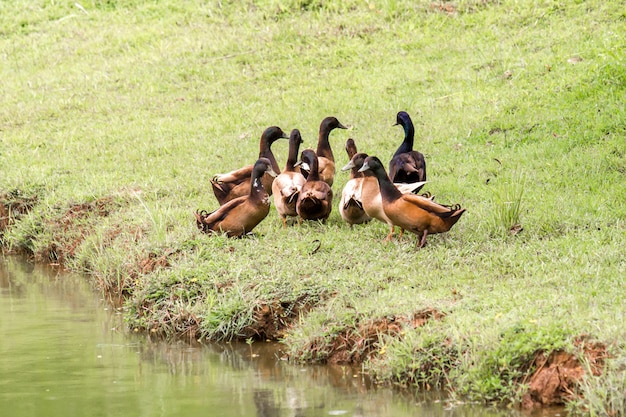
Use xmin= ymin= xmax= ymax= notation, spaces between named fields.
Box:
xmin=1 ymin=0 xmax=624 ymax=414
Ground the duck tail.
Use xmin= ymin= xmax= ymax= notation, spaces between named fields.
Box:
xmin=194 ymin=210 xmax=209 ymax=232
xmin=344 ymin=197 xmax=363 ymax=210
xmin=445 ymin=207 xmax=466 ymax=228
xmin=210 ymin=181 xmax=229 ymax=205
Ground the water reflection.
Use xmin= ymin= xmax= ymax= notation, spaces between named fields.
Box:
xmin=0 ymin=256 xmax=563 ymax=417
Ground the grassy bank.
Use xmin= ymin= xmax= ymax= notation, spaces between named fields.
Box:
xmin=1 ymin=0 xmax=624 ymax=413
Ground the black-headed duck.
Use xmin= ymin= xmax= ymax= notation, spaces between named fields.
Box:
xmin=196 ymin=157 xmax=277 ymax=237
xmin=359 ymin=156 xmax=464 ymax=248
xmin=271 ymin=129 xmax=306 ymax=227
xmin=339 ymin=139 xmax=371 ymax=227
xmin=211 ymin=126 xmax=288 ymax=205
xmin=295 ymin=149 xmax=333 ymax=222
xmin=300 ymin=116 xmax=348 ymax=187
xmin=388 ymin=111 xmax=426 ymax=184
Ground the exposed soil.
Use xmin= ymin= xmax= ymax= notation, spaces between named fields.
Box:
xmin=242 ymin=295 xmax=318 ymax=341
xmin=300 ymin=308 xmax=446 ymax=365
xmin=0 ymin=191 xmax=37 ymax=237
xmin=521 ymin=336 xmax=609 ymax=409
xmin=37 ymin=196 xmax=121 ymax=263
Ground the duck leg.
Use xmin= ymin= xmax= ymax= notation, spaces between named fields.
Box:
xmin=416 ymin=230 xmax=428 ymax=249
xmin=384 ymin=225 xmax=395 ymax=241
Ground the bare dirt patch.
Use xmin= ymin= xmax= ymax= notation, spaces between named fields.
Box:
xmin=521 ymin=336 xmax=609 ymax=409
xmin=242 ymin=295 xmax=319 ymax=341
xmin=301 ymin=308 xmax=445 ymax=365
xmin=0 ymin=190 xmax=37 ymax=237
xmin=36 ymin=196 xmax=121 ymax=263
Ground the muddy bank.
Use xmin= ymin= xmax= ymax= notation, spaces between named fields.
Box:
xmin=0 ymin=190 xmax=611 ymax=411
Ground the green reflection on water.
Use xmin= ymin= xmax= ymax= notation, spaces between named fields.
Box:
xmin=0 ymin=256 xmax=553 ymax=417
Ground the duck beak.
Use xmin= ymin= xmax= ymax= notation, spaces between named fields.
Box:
xmin=295 ymin=161 xmax=310 ymax=171
xmin=338 ymin=122 xmax=349 ymax=130
xmin=267 ymin=167 xmax=278 ymax=178
xmin=358 ymin=161 xmax=370 ymax=173
xmin=341 ymin=161 xmax=355 ymax=171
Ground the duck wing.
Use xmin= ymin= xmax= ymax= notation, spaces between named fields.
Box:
xmin=389 ymin=152 xmax=426 ymax=183
xmin=301 ymin=182 xmax=332 ymax=201
xmin=395 ymin=181 xmax=428 ymax=195
xmin=213 ymin=165 xmax=253 ymax=184
xmin=401 ymin=194 xmax=459 ymax=217
xmin=211 ymin=179 xmax=250 ymax=205
xmin=196 ymin=198 xmax=246 ymax=232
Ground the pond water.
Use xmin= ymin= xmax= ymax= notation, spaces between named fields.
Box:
xmin=0 ymin=256 xmax=564 ymax=417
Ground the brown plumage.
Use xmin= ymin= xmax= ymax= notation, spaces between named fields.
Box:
xmin=196 ymin=158 xmax=277 ymax=237
xmin=343 ymin=152 xmax=428 ymax=240
xmin=301 ymin=116 xmax=348 ymax=187
xmin=295 ymin=149 xmax=333 ymax=222
xmin=339 ymin=139 xmax=371 ymax=226
xmin=211 ymin=126 xmax=288 ymax=205
xmin=388 ymin=111 xmax=427 ymax=184
xmin=359 ymin=156 xmax=464 ymax=248
xmin=272 ymin=129 xmax=306 ymax=227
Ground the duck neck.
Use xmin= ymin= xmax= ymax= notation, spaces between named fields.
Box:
xmin=376 ymin=170 xmax=403 ymax=201
xmin=250 ymin=170 xmax=267 ymax=200
xmin=259 ymin=138 xmax=281 ymax=173
xmin=394 ymin=122 xmax=415 ymax=156
xmin=306 ymin=158 xmax=321 ymax=181
xmin=351 ymin=166 xmax=363 ymax=179
xmin=316 ymin=129 xmax=334 ymax=161
xmin=285 ymin=141 xmax=300 ymax=172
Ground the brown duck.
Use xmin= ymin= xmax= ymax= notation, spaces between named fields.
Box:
xmin=339 ymin=139 xmax=371 ymax=226
xmin=300 ymin=116 xmax=348 ymax=187
xmin=388 ymin=111 xmax=427 ymax=184
xmin=295 ymin=149 xmax=333 ymax=222
xmin=342 ymin=152 xmax=427 ymax=240
xmin=211 ymin=126 xmax=288 ymax=205
xmin=359 ymin=156 xmax=464 ymax=248
xmin=196 ymin=158 xmax=277 ymax=237
xmin=272 ymin=129 xmax=306 ymax=227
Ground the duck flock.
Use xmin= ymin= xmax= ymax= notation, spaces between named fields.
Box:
xmin=195 ymin=111 xmax=465 ymax=248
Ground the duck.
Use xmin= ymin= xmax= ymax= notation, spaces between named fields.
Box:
xmin=342 ymin=152 xmax=427 ymax=240
xmin=388 ymin=111 xmax=427 ymax=184
xmin=211 ymin=126 xmax=288 ymax=205
xmin=295 ymin=149 xmax=333 ymax=222
xmin=196 ymin=157 xmax=277 ymax=237
xmin=359 ymin=156 xmax=465 ymax=248
xmin=271 ymin=129 xmax=306 ymax=227
xmin=339 ymin=139 xmax=371 ymax=227
xmin=300 ymin=116 xmax=348 ymax=187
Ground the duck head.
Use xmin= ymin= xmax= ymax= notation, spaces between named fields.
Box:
xmin=262 ymin=126 xmax=289 ymax=144
xmin=320 ymin=116 xmax=348 ymax=133
xmin=358 ymin=155 xmax=386 ymax=176
xmin=341 ymin=152 xmax=368 ymax=171
xmin=254 ymin=157 xmax=278 ymax=178
xmin=295 ymin=149 xmax=318 ymax=174
xmin=393 ymin=111 xmax=415 ymax=137
xmin=345 ymin=138 xmax=357 ymax=159
xmin=289 ymin=129 xmax=304 ymax=145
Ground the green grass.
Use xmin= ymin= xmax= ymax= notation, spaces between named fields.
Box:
xmin=1 ymin=0 xmax=625 ymax=412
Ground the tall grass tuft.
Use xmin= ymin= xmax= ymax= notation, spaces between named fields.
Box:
xmin=490 ymin=173 xmax=526 ymax=237
xmin=568 ymin=356 xmax=626 ymax=417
